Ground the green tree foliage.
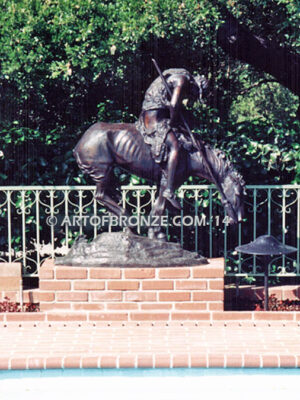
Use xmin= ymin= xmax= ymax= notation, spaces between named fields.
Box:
xmin=0 ymin=0 xmax=299 ymax=186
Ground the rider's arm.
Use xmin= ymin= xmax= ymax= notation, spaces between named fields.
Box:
xmin=168 ymin=75 xmax=187 ymax=126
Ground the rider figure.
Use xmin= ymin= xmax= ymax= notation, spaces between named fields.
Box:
xmin=137 ymin=68 xmax=208 ymax=209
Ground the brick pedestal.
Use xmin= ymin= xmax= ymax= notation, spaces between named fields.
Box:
xmin=39 ymin=258 xmax=224 ymax=320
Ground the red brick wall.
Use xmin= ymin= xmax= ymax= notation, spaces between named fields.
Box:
xmin=39 ymin=258 xmax=224 ymax=320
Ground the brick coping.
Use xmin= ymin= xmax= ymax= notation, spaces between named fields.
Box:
xmin=0 ymin=321 xmax=299 ymax=370
xmin=1 ymin=310 xmax=300 ymax=322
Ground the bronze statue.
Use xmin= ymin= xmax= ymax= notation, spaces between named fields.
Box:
xmin=73 ymin=123 xmax=245 ymax=240
xmin=73 ymin=62 xmax=245 ymax=241
xmin=55 ymin=62 xmax=245 ymax=268
xmin=136 ymin=67 xmax=209 ymax=210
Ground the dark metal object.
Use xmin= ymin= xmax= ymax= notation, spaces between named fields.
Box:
xmin=151 ymin=59 xmax=238 ymax=223
xmin=235 ymin=235 xmax=297 ymax=310
xmin=56 ymin=230 xmax=208 ymax=267
xmin=139 ymin=65 xmax=204 ymax=210
xmin=73 ymin=122 xmax=245 ymax=240
xmin=235 ymin=235 xmax=297 ymax=256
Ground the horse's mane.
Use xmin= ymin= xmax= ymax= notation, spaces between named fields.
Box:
xmin=193 ymin=142 xmax=245 ymax=188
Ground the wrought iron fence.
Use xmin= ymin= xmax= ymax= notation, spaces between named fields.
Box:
xmin=0 ymin=185 xmax=299 ymax=277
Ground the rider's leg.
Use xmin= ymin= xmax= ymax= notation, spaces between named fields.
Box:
xmin=161 ymin=130 xmax=181 ymax=210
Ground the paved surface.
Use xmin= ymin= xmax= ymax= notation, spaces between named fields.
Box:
xmin=0 ymin=321 xmax=300 ymax=369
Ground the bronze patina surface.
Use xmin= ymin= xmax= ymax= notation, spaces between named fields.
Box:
xmin=56 ymin=230 xmax=208 ymax=267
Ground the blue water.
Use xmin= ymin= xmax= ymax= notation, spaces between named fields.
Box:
xmin=1 ymin=367 xmax=300 ymax=379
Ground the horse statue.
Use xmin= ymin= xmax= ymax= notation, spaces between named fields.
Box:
xmin=73 ymin=121 xmax=245 ymax=239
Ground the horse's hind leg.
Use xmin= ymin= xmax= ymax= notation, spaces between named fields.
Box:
xmin=96 ymin=181 xmax=128 ymax=218
xmin=95 ymin=171 xmax=129 ymax=219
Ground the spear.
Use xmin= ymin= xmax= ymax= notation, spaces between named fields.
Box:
xmin=151 ymin=58 xmax=238 ymax=222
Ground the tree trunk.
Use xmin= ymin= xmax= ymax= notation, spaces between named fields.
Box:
xmin=217 ymin=13 xmax=300 ymax=103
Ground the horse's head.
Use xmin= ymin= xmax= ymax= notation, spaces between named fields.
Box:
xmin=187 ymin=143 xmax=246 ymax=225
xmin=220 ymin=171 xmax=245 ymax=224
